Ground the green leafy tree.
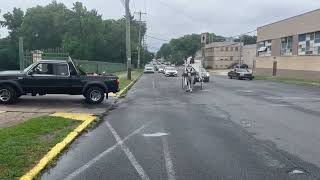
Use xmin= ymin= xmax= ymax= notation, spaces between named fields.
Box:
xmin=0 ymin=8 xmax=24 ymax=69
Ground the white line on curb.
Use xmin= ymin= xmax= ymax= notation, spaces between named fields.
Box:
xmin=65 ymin=121 xmax=152 ymax=180
xmin=106 ymin=121 xmax=151 ymax=180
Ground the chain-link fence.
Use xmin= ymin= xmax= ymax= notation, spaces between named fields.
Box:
xmin=24 ymin=48 xmax=126 ymax=73
xmin=24 ymin=48 xmax=69 ymax=67
xmin=75 ymin=60 xmax=126 ymax=73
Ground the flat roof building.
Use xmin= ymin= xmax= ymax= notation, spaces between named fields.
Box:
xmin=256 ymin=9 xmax=320 ymax=80
xmin=204 ymin=42 xmax=241 ymax=69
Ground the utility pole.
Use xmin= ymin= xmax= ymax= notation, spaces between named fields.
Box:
xmin=239 ymin=36 xmax=242 ymax=68
xmin=19 ymin=37 xmax=24 ymax=71
xmin=125 ymin=0 xmax=132 ymax=80
xmin=135 ymin=11 xmax=146 ymax=69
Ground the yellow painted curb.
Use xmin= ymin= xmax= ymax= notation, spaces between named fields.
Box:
xmin=20 ymin=113 xmax=96 ymax=180
xmin=50 ymin=112 xmax=95 ymax=121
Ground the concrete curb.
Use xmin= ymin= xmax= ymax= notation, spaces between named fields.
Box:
xmin=20 ymin=113 xmax=96 ymax=180
xmin=117 ymin=73 xmax=143 ymax=97
xmin=109 ymin=72 xmax=143 ymax=97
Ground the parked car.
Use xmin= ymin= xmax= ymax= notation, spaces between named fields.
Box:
xmin=164 ymin=67 xmax=178 ymax=77
xmin=158 ymin=66 xmax=165 ymax=73
xmin=234 ymin=64 xmax=249 ymax=69
xmin=0 ymin=59 xmax=119 ymax=104
xmin=228 ymin=68 xmax=254 ymax=80
xmin=144 ymin=65 xmax=155 ymax=73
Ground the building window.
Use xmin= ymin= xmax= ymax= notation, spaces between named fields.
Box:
xmin=281 ymin=36 xmax=293 ymax=56
xmin=235 ymin=47 xmax=238 ymax=51
xmin=225 ymin=65 xmax=228 ymax=68
xmin=220 ymin=59 xmax=223 ymax=61
xmin=257 ymin=40 xmax=272 ymax=56
xmin=225 ymin=47 xmax=229 ymax=51
xmin=230 ymin=56 xmax=233 ymax=61
xmin=221 ymin=47 xmax=224 ymax=51
xmin=299 ymin=31 xmax=320 ymax=55
xmin=315 ymin=31 xmax=320 ymax=43
xmin=225 ymin=58 xmax=228 ymax=61
xmin=299 ymin=34 xmax=306 ymax=42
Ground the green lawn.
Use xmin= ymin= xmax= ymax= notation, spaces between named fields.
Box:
xmin=115 ymin=70 xmax=143 ymax=90
xmin=255 ymin=75 xmax=320 ymax=87
xmin=0 ymin=116 xmax=80 ymax=180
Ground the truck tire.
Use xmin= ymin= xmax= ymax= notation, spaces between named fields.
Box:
xmin=0 ymin=85 xmax=17 ymax=104
xmin=85 ymin=86 xmax=105 ymax=104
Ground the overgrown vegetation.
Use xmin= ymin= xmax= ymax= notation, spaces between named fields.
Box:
xmin=0 ymin=1 xmax=154 ymax=70
xmin=0 ymin=116 xmax=80 ymax=180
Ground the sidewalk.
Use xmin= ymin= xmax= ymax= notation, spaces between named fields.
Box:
xmin=208 ymin=69 xmax=229 ymax=76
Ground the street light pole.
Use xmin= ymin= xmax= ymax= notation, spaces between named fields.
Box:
xmin=125 ymin=0 xmax=132 ymax=80
xmin=19 ymin=37 xmax=24 ymax=71
xmin=239 ymin=36 xmax=242 ymax=68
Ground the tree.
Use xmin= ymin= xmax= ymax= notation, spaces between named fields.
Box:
xmin=234 ymin=35 xmax=257 ymax=45
xmin=0 ymin=8 xmax=24 ymax=69
xmin=21 ymin=1 xmax=71 ymax=49
xmin=0 ymin=1 xmax=151 ymax=70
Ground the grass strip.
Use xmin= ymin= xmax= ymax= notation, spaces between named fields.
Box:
xmin=0 ymin=116 xmax=80 ymax=180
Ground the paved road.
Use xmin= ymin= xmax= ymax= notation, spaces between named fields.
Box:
xmin=42 ymin=72 xmax=320 ymax=180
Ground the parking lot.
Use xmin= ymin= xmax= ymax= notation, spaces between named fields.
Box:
xmin=0 ymin=95 xmax=116 ymax=128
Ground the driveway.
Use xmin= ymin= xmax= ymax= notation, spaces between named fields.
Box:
xmin=41 ymin=72 xmax=320 ymax=180
xmin=0 ymin=95 xmax=116 ymax=128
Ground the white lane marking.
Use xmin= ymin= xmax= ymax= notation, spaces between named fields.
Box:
xmin=269 ymin=104 xmax=291 ymax=107
xmin=65 ymin=121 xmax=152 ymax=180
xmin=236 ymin=90 xmax=254 ymax=93
xmin=265 ymin=96 xmax=320 ymax=100
xmin=162 ymin=136 xmax=176 ymax=180
xmin=106 ymin=121 xmax=151 ymax=180
xmin=143 ymin=132 xmax=168 ymax=137
xmin=289 ymin=169 xmax=304 ymax=175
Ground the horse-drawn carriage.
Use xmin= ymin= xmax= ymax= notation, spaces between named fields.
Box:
xmin=181 ymin=57 xmax=204 ymax=92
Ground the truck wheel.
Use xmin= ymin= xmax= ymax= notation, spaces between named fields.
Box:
xmin=0 ymin=86 xmax=17 ymax=104
xmin=85 ymin=86 xmax=105 ymax=104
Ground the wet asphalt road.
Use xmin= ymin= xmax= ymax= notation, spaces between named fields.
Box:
xmin=42 ymin=72 xmax=320 ymax=180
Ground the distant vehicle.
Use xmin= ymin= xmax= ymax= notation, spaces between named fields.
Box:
xmin=144 ymin=65 xmax=155 ymax=74
xmin=228 ymin=68 xmax=254 ymax=80
xmin=0 ymin=58 xmax=119 ymax=104
xmin=234 ymin=64 xmax=249 ymax=69
xmin=195 ymin=68 xmax=210 ymax=82
xmin=164 ymin=67 xmax=178 ymax=77
xmin=158 ymin=66 xmax=165 ymax=73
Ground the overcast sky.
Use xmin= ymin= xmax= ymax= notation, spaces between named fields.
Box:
xmin=1 ymin=0 xmax=320 ymax=52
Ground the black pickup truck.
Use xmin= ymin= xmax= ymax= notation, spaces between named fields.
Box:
xmin=0 ymin=59 xmax=119 ymax=104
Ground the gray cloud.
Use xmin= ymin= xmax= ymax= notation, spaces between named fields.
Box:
xmin=1 ymin=0 xmax=320 ymax=52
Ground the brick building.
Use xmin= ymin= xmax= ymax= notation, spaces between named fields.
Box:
xmin=204 ymin=42 xmax=241 ymax=69
xmin=256 ymin=9 xmax=320 ymax=80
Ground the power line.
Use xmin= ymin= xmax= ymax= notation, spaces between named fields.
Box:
xmin=145 ymin=35 xmax=170 ymax=42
